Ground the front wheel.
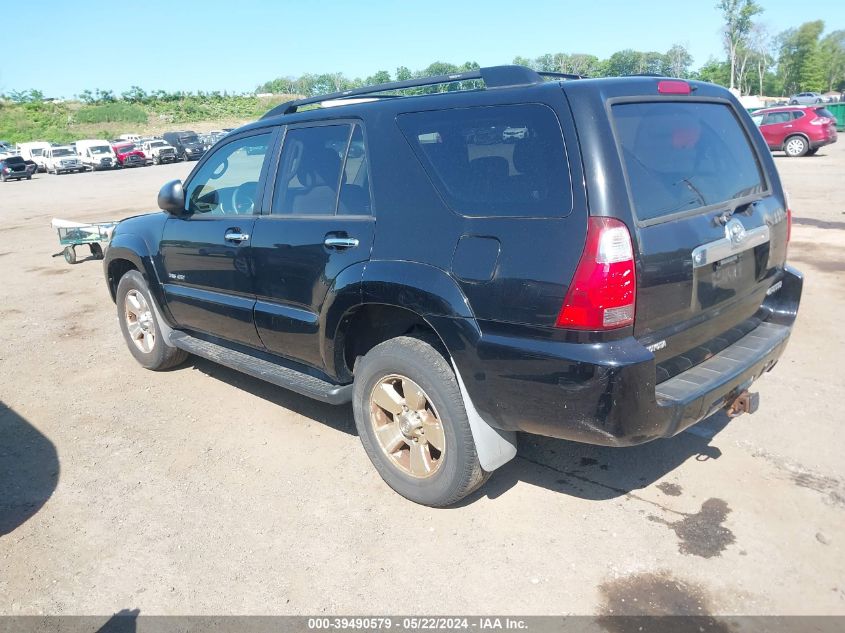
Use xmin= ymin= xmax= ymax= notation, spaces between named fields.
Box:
xmin=116 ymin=270 xmax=188 ymax=370
xmin=352 ymin=336 xmax=488 ymax=506
xmin=63 ymin=246 xmax=76 ymax=264
xmin=784 ymin=135 xmax=809 ymax=157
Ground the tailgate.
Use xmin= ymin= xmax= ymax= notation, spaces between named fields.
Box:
xmin=611 ymin=100 xmax=789 ymax=380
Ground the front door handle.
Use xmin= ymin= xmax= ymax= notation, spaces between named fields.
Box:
xmin=784 ymin=124 xmax=793 ymax=128
xmin=224 ymin=232 xmax=250 ymax=243
xmin=324 ymin=236 xmax=359 ymax=249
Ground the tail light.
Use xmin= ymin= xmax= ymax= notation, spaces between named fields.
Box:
xmin=556 ymin=217 xmax=636 ymax=330
xmin=810 ymin=117 xmax=830 ymax=126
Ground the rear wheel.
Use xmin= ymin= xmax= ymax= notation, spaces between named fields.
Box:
xmin=116 ymin=270 xmax=188 ymax=370
xmin=352 ymin=336 xmax=488 ymax=506
xmin=807 ymin=148 xmax=819 ymax=156
xmin=784 ymin=135 xmax=808 ymax=157
xmin=63 ymin=246 xmax=76 ymax=265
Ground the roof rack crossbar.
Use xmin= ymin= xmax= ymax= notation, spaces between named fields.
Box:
xmin=261 ymin=65 xmax=584 ymax=119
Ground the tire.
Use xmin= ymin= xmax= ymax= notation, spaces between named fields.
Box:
xmin=0 ymin=174 xmax=6 ymax=182
xmin=789 ymin=100 xmax=798 ymax=105
xmin=153 ymin=156 xmax=160 ymax=165
xmin=784 ymin=135 xmax=809 ymax=157
xmin=352 ymin=336 xmax=488 ymax=506
xmin=116 ymin=270 xmax=189 ymax=371
xmin=63 ymin=246 xmax=76 ymax=265
xmin=26 ymin=175 xmax=32 ymax=180
xmin=89 ymin=243 xmax=104 ymax=259
xmin=807 ymin=148 xmax=819 ymax=156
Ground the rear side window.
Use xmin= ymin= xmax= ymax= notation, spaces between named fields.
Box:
xmin=613 ymin=102 xmax=765 ymax=222
xmin=792 ymin=111 xmax=806 ymax=119
xmin=397 ymin=104 xmax=572 ymax=217
xmin=272 ymin=123 xmax=372 ymax=216
xmin=764 ymin=112 xmax=791 ymax=124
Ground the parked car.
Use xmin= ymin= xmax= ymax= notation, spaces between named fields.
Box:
xmin=750 ymin=106 xmax=838 ymax=156
xmin=0 ymin=155 xmax=32 ymax=181
xmin=118 ymin=134 xmax=142 ymax=143
xmin=112 ymin=142 xmax=148 ymax=168
xmin=76 ymin=139 xmax=117 ymax=171
xmin=140 ymin=139 xmax=178 ymax=165
xmin=161 ymin=131 xmax=206 ymax=161
xmin=103 ymin=66 xmax=802 ymax=506
xmin=788 ymin=92 xmax=826 ymax=105
xmin=16 ymin=141 xmax=52 ymax=172
xmin=43 ymin=145 xmax=85 ymax=174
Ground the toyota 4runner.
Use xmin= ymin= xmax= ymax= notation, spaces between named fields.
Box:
xmin=103 ymin=66 xmax=802 ymax=506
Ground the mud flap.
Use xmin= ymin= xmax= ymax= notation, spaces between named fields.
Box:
xmin=451 ymin=359 xmax=517 ymax=471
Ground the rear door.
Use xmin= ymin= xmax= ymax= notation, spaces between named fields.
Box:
xmin=250 ymin=122 xmax=375 ymax=369
xmin=759 ymin=111 xmax=794 ymax=148
xmin=611 ymin=99 xmax=788 ymax=380
xmin=159 ymin=128 xmax=277 ymax=348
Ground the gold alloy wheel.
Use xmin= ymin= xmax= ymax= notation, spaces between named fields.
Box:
xmin=369 ymin=374 xmax=446 ymax=478
xmin=124 ymin=289 xmax=156 ymax=354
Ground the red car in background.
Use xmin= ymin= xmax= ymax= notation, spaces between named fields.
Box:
xmin=111 ymin=142 xmax=148 ymax=168
xmin=751 ymin=106 xmax=838 ymax=157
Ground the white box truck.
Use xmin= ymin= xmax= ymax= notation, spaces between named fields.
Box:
xmin=16 ymin=142 xmax=52 ymax=172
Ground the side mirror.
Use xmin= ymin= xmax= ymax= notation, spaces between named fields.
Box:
xmin=158 ymin=179 xmax=186 ymax=216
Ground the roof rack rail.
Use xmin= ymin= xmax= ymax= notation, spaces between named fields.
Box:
xmin=537 ymin=71 xmax=588 ymax=81
xmin=261 ymin=65 xmax=581 ymax=119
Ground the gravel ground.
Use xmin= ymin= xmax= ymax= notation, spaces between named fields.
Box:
xmin=0 ymin=144 xmax=843 ymax=616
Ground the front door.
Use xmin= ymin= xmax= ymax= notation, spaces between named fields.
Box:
xmin=159 ymin=129 xmax=277 ymax=348
xmin=251 ymin=122 xmax=374 ymax=369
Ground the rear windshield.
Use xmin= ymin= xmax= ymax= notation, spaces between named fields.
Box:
xmin=814 ymin=107 xmax=835 ymax=118
xmin=612 ymin=102 xmax=765 ymax=222
xmin=397 ymin=104 xmax=572 ymax=217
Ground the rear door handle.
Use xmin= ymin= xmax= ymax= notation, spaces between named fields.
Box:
xmin=224 ymin=232 xmax=250 ymax=243
xmin=324 ymin=236 xmax=359 ymax=249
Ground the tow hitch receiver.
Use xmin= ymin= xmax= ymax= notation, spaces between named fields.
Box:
xmin=727 ymin=390 xmax=760 ymax=418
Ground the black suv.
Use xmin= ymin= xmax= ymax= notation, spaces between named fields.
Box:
xmin=161 ymin=130 xmax=206 ymax=162
xmin=104 ymin=66 xmax=802 ymax=506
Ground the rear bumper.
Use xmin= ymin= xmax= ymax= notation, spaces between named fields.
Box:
xmin=450 ymin=266 xmax=803 ymax=446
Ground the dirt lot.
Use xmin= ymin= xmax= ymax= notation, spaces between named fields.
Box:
xmin=1 ymin=145 xmax=844 ymax=617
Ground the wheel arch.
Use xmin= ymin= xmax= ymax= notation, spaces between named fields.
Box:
xmin=321 ymin=260 xmax=478 ymax=382
xmin=783 ymin=132 xmax=810 ymax=151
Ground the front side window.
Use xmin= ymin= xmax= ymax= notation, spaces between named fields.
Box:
xmin=397 ymin=104 xmax=572 ymax=217
xmin=185 ymin=132 xmax=272 ymax=216
xmin=612 ymin=101 xmax=765 ymax=222
xmin=272 ymin=124 xmax=371 ymax=215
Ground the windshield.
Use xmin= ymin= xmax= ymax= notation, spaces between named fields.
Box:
xmin=91 ymin=146 xmax=111 ymax=155
xmin=612 ymin=101 xmax=765 ymax=221
xmin=180 ymin=135 xmax=200 ymax=145
xmin=31 ymin=149 xmax=44 ymax=157
xmin=116 ymin=144 xmax=135 ymax=153
xmin=149 ymin=141 xmax=166 ymax=148
xmin=53 ymin=148 xmax=74 ymax=157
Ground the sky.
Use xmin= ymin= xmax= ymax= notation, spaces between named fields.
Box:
xmin=2 ymin=0 xmax=843 ymax=98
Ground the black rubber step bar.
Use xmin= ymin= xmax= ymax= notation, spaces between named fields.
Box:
xmin=169 ymin=331 xmax=352 ymax=405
